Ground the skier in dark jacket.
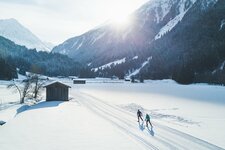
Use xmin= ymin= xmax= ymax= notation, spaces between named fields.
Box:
xmin=145 ymin=114 xmax=153 ymax=127
xmin=137 ymin=109 xmax=143 ymax=122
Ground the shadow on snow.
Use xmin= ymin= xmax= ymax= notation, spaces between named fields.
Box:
xmin=138 ymin=121 xmax=154 ymax=136
xmin=16 ymin=101 xmax=64 ymax=115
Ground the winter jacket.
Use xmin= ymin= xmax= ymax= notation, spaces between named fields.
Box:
xmin=137 ymin=110 xmax=142 ymax=116
xmin=145 ymin=114 xmax=150 ymax=121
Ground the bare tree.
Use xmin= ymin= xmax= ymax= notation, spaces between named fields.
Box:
xmin=8 ymin=73 xmax=46 ymax=104
xmin=21 ymin=79 xmax=32 ymax=103
xmin=30 ymin=74 xmax=45 ymax=101
xmin=7 ymin=80 xmax=22 ymax=103
xmin=8 ymin=78 xmax=32 ymax=104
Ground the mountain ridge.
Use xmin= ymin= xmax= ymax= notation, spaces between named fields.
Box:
xmin=52 ymin=0 xmax=225 ymax=84
xmin=0 ymin=18 xmax=53 ymax=52
xmin=52 ymin=0 xmax=197 ymax=64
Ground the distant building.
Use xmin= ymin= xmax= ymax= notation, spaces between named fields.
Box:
xmin=57 ymin=76 xmax=66 ymax=79
xmin=69 ymin=76 xmax=78 ymax=80
xmin=111 ymin=75 xmax=119 ymax=80
xmin=73 ymin=79 xmax=86 ymax=84
xmin=44 ymin=81 xmax=71 ymax=101
xmin=124 ymin=77 xmax=131 ymax=82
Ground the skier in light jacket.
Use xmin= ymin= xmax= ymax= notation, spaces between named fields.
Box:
xmin=145 ymin=114 xmax=153 ymax=127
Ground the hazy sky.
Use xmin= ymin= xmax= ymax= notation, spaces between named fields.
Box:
xmin=0 ymin=0 xmax=148 ymax=44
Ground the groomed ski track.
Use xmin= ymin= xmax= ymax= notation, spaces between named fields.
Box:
xmin=73 ymin=90 xmax=224 ymax=150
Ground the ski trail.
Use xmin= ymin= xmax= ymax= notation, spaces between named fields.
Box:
xmin=76 ymin=93 xmax=160 ymax=150
xmin=73 ymin=90 xmax=224 ymax=150
xmin=77 ymin=94 xmax=190 ymax=149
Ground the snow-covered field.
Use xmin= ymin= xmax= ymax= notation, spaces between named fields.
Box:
xmin=0 ymin=79 xmax=225 ymax=149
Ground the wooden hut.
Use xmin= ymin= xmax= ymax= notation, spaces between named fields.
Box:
xmin=44 ymin=81 xmax=71 ymax=101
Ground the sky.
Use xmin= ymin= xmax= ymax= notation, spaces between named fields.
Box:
xmin=0 ymin=0 xmax=148 ymax=45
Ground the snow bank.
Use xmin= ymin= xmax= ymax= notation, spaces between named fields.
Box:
xmin=0 ymin=101 xmax=143 ymax=150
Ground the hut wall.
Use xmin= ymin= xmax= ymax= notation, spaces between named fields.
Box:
xmin=46 ymin=85 xmax=69 ymax=101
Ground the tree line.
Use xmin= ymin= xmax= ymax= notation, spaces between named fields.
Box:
xmin=0 ymin=36 xmax=94 ymax=80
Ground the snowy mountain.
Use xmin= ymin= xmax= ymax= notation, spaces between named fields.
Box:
xmin=52 ymin=0 xmax=225 ymax=84
xmin=53 ymin=0 xmax=195 ymax=61
xmin=0 ymin=18 xmax=53 ymax=52
xmin=52 ymin=0 xmax=198 ymax=60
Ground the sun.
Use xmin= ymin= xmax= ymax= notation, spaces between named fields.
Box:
xmin=107 ymin=5 xmax=134 ymax=29
xmin=109 ymin=14 xmax=133 ymax=31
xmin=102 ymin=0 xmax=143 ymax=30
xmin=110 ymin=14 xmax=131 ymax=28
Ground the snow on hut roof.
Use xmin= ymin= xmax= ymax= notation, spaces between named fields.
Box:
xmin=44 ymin=81 xmax=71 ymax=88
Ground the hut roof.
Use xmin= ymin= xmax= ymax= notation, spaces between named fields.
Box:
xmin=44 ymin=81 xmax=71 ymax=88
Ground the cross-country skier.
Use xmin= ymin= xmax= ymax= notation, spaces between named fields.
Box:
xmin=145 ymin=114 xmax=153 ymax=128
xmin=137 ymin=109 xmax=143 ymax=122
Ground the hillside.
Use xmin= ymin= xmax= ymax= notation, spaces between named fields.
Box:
xmin=0 ymin=36 xmax=89 ymax=79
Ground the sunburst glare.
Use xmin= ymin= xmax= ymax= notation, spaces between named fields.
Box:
xmin=110 ymin=14 xmax=132 ymax=28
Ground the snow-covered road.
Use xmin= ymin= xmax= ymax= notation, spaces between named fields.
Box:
xmin=74 ymin=89 xmax=223 ymax=150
